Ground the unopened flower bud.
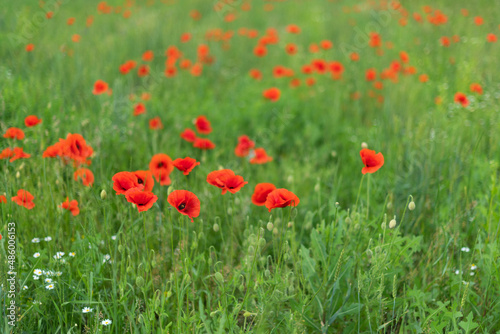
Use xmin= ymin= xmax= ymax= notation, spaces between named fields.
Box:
xmin=213 ymin=223 xmax=219 ymax=232
xmin=389 ymin=217 xmax=397 ymax=229
xmin=214 ymin=272 xmax=224 ymax=284
xmin=267 ymin=222 xmax=274 ymax=231
xmin=135 ymin=276 xmax=144 ymax=288
xmin=361 ymin=142 xmax=368 ymax=149
xmin=408 ymin=201 xmax=415 ymax=211
xmin=100 ymin=189 xmax=107 ymax=200
xmin=287 ymin=222 xmax=293 ymax=228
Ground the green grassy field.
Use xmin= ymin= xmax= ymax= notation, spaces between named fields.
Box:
xmin=2 ymin=0 xmax=500 ymax=333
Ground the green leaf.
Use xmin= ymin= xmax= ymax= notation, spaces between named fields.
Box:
xmin=459 ymin=312 xmax=479 ymax=334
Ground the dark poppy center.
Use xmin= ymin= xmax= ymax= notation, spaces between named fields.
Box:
xmin=158 ymin=162 xmax=164 ymax=168
xmin=178 ymin=203 xmax=186 ymax=210
xmin=137 ymin=178 xmax=144 ymax=184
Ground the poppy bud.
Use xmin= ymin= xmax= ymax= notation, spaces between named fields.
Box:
xmin=100 ymin=189 xmax=107 ymax=200
xmin=287 ymin=222 xmax=293 ymax=228
xmin=314 ymin=183 xmax=320 ymax=192
xmin=345 ymin=217 xmax=352 ymax=224
xmin=273 ymin=227 xmax=279 ymax=235
xmin=166 ymin=290 xmax=172 ymax=298
xmin=389 ymin=216 xmax=397 ymax=228
xmin=287 ymin=175 xmax=293 ymax=183
xmin=264 ymin=269 xmax=271 ymax=278
xmin=118 ymin=245 xmax=124 ymax=253
xmin=267 ymin=222 xmax=274 ymax=231
xmin=244 ymin=311 xmax=253 ymax=318
xmin=213 ymin=223 xmax=219 ymax=232
xmin=135 ymin=276 xmax=144 ymax=288
xmin=16 ymin=171 xmax=20 ymax=178
xmin=248 ymin=246 xmax=255 ymax=254
xmin=387 ymin=202 xmax=392 ymax=209
xmin=215 ymin=272 xmax=224 ymax=284
xmin=381 ymin=222 xmax=386 ymax=229
xmin=238 ymin=284 xmax=245 ymax=292
xmin=366 ymin=249 xmax=373 ymax=259
xmin=408 ymin=201 xmax=415 ymax=210
xmin=361 ymin=142 xmax=368 ymax=149
xmin=258 ymin=237 xmax=266 ymax=249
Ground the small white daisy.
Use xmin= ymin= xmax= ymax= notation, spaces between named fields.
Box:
xmin=45 ymin=284 xmax=55 ymax=290
xmin=69 ymin=252 xmax=76 ymax=257
xmin=32 ymin=238 xmax=40 ymax=243
xmin=60 ymin=259 xmax=66 ymax=264
xmin=23 ymin=285 xmax=28 ymax=290
xmin=33 ymin=269 xmax=42 ymax=276
xmin=471 ymin=264 xmax=477 ymax=270
xmin=455 ymin=270 xmax=462 ymax=275
xmin=45 ymin=278 xmax=52 ymax=284
xmin=33 ymin=275 xmax=40 ymax=280
xmin=461 ymin=247 xmax=470 ymax=252
xmin=33 ymin=252 xmax=41 ymax=258
xmin=7 ymin=271 xmax=15 ymax=275
xmin=103 ymin=254 xmax=111 ymax=263
xmin=111 ymin=235 xmax=117 ymax=240
xmin=53 ymin=252 xmax=65 ymax=259
xmin=101 ymin=319 xmax=112 ymax=326
xmin=82 ymin=307 xmax=93 ymax=313
xmin=44 ymin=236 xmax=52 ymax=242
xmin=56 ymin=271 xmax=62 ymax=277
xmin=470 ymin=272 xmax=475 ymax=276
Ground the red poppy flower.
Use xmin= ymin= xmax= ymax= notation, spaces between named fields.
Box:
xmin=0 ymin=195 xmax=7 ymax=203
xmin=26 ymin=44 xmax=35 ymax=52
xmin=180 ymin=128 xmax=197 ymax=142
xmin=60 ymin=198 xmax=80 ymax=216
xmin=305 ymin=77 xmax=315 ymax=86
xmin=3 ymin=127 xmax=25 ymax=140
xmin=138 ymin=65 xmax=150 ymax=77
xmin=11 ymin=189 xmax=35 ymax=209
xmin=173 ymin=157 xmax=200 ymax=175
xmin=149 ymin=117 xmax=163 ymax=130
xmin=440 ymin=36 xmax=450 ymax=47
xmin=195 ymin=116 xmax=212 ymax=134
xmin=290 ymin=78 xmax=301 ymax=88
xmin=285 ymin=43 xmax=297 ymax=55
xmin=133 ymin=103 xmax=146 ymax=116
xmin=93 ymin=80 xmax=108 ymax=95
xmin=74 ymin=168 xmax=94 ymax=187
xmin=206 ymin=169 xmax=235 ymax=195
xmin=309 ymin=43 xmax=320 ymax=53
xmin=235 ymin=135 xmax=255 ymax=157
xmin=474 ymin=16 xmax=483 ymax=25
xmin=286 ymin=24 xmax=301 ymax=34
xmin=249 ymin=68 xmax=262 ymax=80
xmin=62 ymin=134 xmax=94 ymax=165
xmin=25 ymin=115 xmax=42 ymax=127
xmin=320 ymin=40 xmax=333 ymax=50
xmin=149 ymin=153 xmax=174 ymax=185
xmin=167 ymin=190 xmax=200 ymax=222
xmin=302 ymin=64 xmax=313 ymax=74
xmin=487 ymin=33 xmax=497 ymax=43
xmin=120 ymin=60 xmax=136 ymax=74
xmin=142 ymin=50 xmax=154 ymax=61
xmin=181 ymin=32 xmax=191 ymax=43
xmin=67 ymin=17 xmax=75 ymax=25
xmin=470 ymin=83 xmax=483 ymax=95
xmin=454 ymin=92 xmax=469 ymax=107
xmin=265 ymin=188 xmax=300 ymax=212
xmin=112 ymin=171 xmax=144 ymax=195
xmin=350 ymin=52 xmax=360 ymax=61
xmin=365 ymin=72 xmax=380 ymax=84
xmin=9 ymin=147 xmax=31 ymax=162
xmin=42 ymin=140 xmax=64 ymax=158
xmin=250 ymin=148 xmax=273 ymax=164
xmin=253 ymin=45 xmax=267 ymax=57
xmin=193 ymin=138 xmax=216 ymax=150
xmin=224 ymin=175 xmax=248 ymax=194
xmin=369 ymin=32 xmax=382 ymax=48
xmin=263 ymin=87 xmax=280 ymax=102
xmin=132 ymin=170 xmax=155 ymax=192
xmin=125 ymin=188 xmax=158 ymax=212
xmin=312 ymin=59 xmax=328 ymax=74
xmin=0 ymin=148 xmax=14 ymax=159
xmin=360 ymin=148 xmax=384 ymax=174
xmin=251 ymin=183 xmax=276 ymax=206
